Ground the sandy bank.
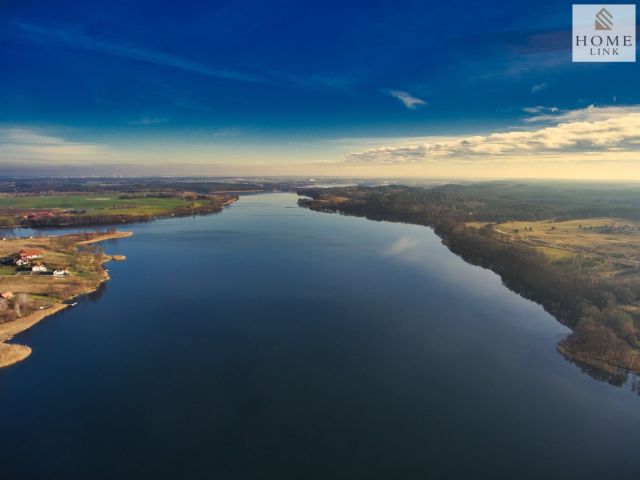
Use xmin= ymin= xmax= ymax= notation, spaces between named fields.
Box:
xmin=0 ymin=343 xmax=32 ymax=369
xmin=0 ymin=304 xmax=68 ymax=368
xmin=76 ymin=231 xmax=133 ymax=245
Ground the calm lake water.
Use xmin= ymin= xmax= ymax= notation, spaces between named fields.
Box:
xmin=1 ymin=193 xmax=638 ymax=479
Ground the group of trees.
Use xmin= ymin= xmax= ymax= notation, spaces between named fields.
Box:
xmin=21 ymin=212 xmax=147 ymax=228
xmin=0 ymin=293 xmax=34 ymax=324
xmin=70 ymin=244 xmax=106 ymax=274
xmin=440 ymin=221 xmax=640 ymax=378
xmin=300 ymin=182 xmax=640 ymax=223
xmin=0 ymin=178 xmax=263 ymax=195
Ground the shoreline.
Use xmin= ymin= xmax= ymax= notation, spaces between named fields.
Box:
xmin=0 ymin=198 xmax=238 ymax=370
xmin=0 ymin=304 xmax=69 ymax=368
xmin=76 ymin=230 xmax=133 ymax=245
xmin=1 ymin=196 xmax=239 ymax=230
xmin=0 ymin=233 xmax=128 ymax=369
xmin=298 ymin=189 xmax=640 ymax=383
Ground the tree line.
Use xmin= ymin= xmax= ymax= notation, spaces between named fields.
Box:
xmin=299 ymin=182 xmax=640 ymax=384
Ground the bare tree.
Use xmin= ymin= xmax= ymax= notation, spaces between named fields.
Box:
xmin=13 ymin=293 xmax=32 ymax=317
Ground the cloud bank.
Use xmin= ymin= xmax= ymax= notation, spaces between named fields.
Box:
xmin=346 ymin=106 xmax=640 ymax=164
xmin=0 ymin=128 xmax=111 ymax=163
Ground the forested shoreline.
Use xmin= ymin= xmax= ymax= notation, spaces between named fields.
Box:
xmin=0 ymin=194 xmax=238 ymax=229
xmin=298 ymin=182 xmax=640 ymax=385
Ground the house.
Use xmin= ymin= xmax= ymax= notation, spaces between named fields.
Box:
xmin=32 ymin=263 xmax=47 ymax=273
xmin=53 ymin=267 xmax=70 ymax=276
xmin=15 ymin=257 xmax=29 ymax=266
xmin=18 ymin=249 xmax=43 ymax=260
xmin=0 ymin=291 xmax=13 ymax=300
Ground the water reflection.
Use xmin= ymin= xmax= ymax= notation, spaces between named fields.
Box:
xmin=0 ymin=193 xmax=639 ymax=479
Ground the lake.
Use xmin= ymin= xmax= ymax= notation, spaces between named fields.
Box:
xmin=1 ymin=193 xmax=638 ymax=479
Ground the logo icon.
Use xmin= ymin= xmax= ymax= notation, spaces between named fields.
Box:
xmin=573 ymin=4 xmax=636 ymax=62
xmin=595 ymin=7 xmax=613 ymax=30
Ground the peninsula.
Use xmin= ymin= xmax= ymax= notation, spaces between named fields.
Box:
xmin=0 ymin=181 xmax=243 ymax=369
xmin=0 ymin=190 xmax=238 ymax=228
xmin=0 ymin=230 xmax=132 ymax=368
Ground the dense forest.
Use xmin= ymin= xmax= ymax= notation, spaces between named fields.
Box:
xmin=0 ymin=176 xmax=323 ymax=195
xmin=0 ymin=177 xmax=263 ymax=195
xmin=299 ymin=182 xmax=640 ymax=385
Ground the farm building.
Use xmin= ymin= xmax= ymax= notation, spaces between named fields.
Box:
xmin=18 ymin=249 xmax=43 ymax=260
xmin=32 ymin=263 xmax=47 ymax=273
xmin=53 ymin=267 xmax=70 ymax=276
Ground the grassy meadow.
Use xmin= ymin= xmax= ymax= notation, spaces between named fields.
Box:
xmin=0 ymin=194 xmax=199 ymax=215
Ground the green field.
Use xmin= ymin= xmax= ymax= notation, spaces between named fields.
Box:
xmin=0 ymin=195 xmax=196 ymax=215
xmin=0 ymin=266 xmax=16 ymax=275
xmin=0 ymin=192 xmax=236 ymax=228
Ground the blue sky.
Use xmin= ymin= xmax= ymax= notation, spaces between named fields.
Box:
xmin=1 ymin=0 xmax=639 ymax=178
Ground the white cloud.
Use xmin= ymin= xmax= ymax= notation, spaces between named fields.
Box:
xmin=531 ymin=82 xmax=549 ymax=94
xmin=0 ymin=127 xmax=111 ymax=163
xmin=384 ymin=89 xmax=426 ymax=109
xmin=522 ymin=105 xmax=558 ymax=114
xmin=523 ymin=104 xmax=639 ymax=123
xmin=128 ymin=116 xmax=170 ymax=126
xmin=346 ymin=105 xmax=640 ymax=164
